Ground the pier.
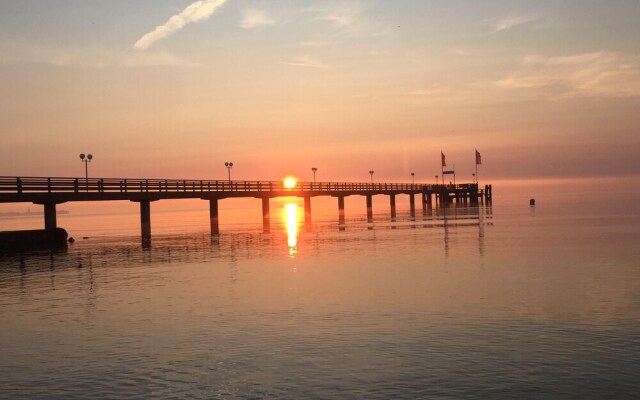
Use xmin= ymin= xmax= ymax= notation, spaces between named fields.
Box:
xmin=0 ymin=176 xmax=492 ymax=243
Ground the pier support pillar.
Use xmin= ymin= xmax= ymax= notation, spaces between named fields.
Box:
xmin=304 ymin=196 xmax=312 ymax=230
xmin=484 ymin=184 xmax=492 ymax=203
xmin=140 ymin=200 xmax=151 ymax=247
xmin=409 ymin=194 xmax=416 ymax=219
xmin=338 ymin=196 xmax=345 ymax=230
xmin=366 ymin=195 xmax=373 ymax=223
xmin=262 ymin=197 xmax=271 ymax=233
xmin=422 ymin=193 xmax=428 ymax=217
xmin=209 ymin=198 xmax=219 ymax=235
xmin=390 ymin=194 xmax=396 ymax=220
xmin=44 ymin=202 xmax=57 ymax=231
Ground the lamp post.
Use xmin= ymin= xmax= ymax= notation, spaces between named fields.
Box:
xmin=224 ymin=162 xmax=233 ymax=183
xmin=411 ymin=172 xmax=415 ymax=184
xmin=369 ymin=170 xmax=374 ymax=183
xmin=311 ymin=167 xmax=317 ymax=183
xmin=472 ymin=173 xmax=476 ymax=184
xmin=435 ymin=175 xmax=439 ymax=185
xmin=79 ymin=153 xmax=93 ymax=192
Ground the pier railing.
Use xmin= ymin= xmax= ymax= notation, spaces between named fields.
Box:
xmin=0 ymin=176 xmax=473 ymax=195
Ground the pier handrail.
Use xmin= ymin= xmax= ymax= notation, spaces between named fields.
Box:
xmin=0 ymin=176 xmax=480 ymax=194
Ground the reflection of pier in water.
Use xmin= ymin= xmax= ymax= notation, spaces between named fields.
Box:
xmin=1 ymin=203 xmax=492 ymax=270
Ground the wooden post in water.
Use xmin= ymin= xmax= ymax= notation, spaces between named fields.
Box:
xmin=390 ymin=194 xmax=396 ymax=220
xmin=366 ymin=195 xmax=373 ymax=223
xmin=338 ymin=196 xmax=345 ymax=230
xmin=470 ymin=185 xmax=479 ymax=206
xmin=139 ymin=200 xmax=151 ymax=247
xmin=262 ymin=197 xmax=270 ymax=233
xmin=44 ymin=202 xmax=57 ymax=231
xmin=409 ymin=194 xmax=416 ymax=220
xmin=209 ymin=198 xmax=219 ymax=235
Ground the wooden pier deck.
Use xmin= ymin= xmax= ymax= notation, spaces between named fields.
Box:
xmin=0 ymin=176 xmax=492 ymax=240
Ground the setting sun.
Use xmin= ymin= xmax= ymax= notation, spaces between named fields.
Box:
xmin=283 ymin=177 xmax=297 ymax=189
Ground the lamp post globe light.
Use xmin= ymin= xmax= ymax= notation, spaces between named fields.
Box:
xmin=369 ymin=170 xmax=374 ymax=183
xmin=224 ymin=162 xmax=233 ymax=183
xmin=411 ymin=172 xmax=415 ymax=184
xmin=79 ymin=153 xmax=93 ymax=191
xmin=311 ymin=167 xmax=318 ymax=183
xmin=435 ymin=175 xmax=439 ymax=185
xmin=472 ymin=173 xmax=476 ymax=184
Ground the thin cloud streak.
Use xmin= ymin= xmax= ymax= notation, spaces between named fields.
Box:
xmin=494 ymin=16 xmax=533 ymax=32
xmin=134 ymin=0 xmax=227 ymax=50
xmin=307 ymin=5 xmax=360 ymax=27
xmin=280 ymin=55 xmax=330 ymax=69
xmin=240 ymin=9 xmax=276 ymax=29
xmin=497 ymin=52 xmax=640 ymax=99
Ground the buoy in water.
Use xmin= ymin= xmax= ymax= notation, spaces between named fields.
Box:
xmin=530 ymin=198 xmax=536 ymax=206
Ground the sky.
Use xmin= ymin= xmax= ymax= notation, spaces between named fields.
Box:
xmin=1 ymin=0 xmax=639 ymax=182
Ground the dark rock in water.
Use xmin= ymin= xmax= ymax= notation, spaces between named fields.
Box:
xmin=68 ymin=237 xmax=75 ymax=243
xmin=530 ymin=198 xmax=536 ymax=206
xmin=0 ymin=228 xmax=68 ymax=252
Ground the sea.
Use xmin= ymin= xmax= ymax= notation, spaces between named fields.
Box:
xmin=1 ymin=177 xmax=639 ymax=399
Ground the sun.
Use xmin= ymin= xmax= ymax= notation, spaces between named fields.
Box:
xmin=283 ymin=177 xmax=297 ymax=189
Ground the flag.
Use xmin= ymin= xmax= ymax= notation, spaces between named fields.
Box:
xmin=441 ymin=152 xmax=446 ymax=167
xmin=475 ymin=149 xmax=481 ymax=165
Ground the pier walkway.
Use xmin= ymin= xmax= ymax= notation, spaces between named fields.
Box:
xmin=0 ymin=176 xmax=492 ymax=239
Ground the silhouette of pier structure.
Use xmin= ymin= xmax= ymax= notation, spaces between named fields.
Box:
xmin=0 ymin=176 xmax=492 ymax=241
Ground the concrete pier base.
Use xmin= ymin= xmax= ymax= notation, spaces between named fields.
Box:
xmin=262 ymin=197 xmax=270 ymax=233
xmin=209 ymin=198 xmax=219 ymax=235
xmin=0 ymin=228 xmax=68 ymax=252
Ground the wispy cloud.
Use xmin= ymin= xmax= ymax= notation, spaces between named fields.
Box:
xmin=240 ymin=9 xmax=275 ymax=29
xmin=494 ymin=16 xmax=534 ymax=33
xmin=300 ymin=40 xmax=327 ymax=48
xmin=403 ymin=84 xmax=480 ymax=104
xmin=1 ymin=40 xmax=197 ymax=68
xmin=280 ymin=55 xmax=330 ymax=69
xmin=308 ymin=5 xmax=360 ymax=27
xmin=134 ymin=0 xmax=227 ymax=50
xmin=497 ymin=52 xmax=640 ymax=99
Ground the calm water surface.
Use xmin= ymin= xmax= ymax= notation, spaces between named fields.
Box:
xmin=1 ymin=181 xmax=639 ymax=399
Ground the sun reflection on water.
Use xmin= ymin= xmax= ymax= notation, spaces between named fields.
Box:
xmin=285 ymin=203 xmax=298 ymax=257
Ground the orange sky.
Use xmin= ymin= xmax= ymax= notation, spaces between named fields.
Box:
xmin=1 ymin=1 xmax=639 ymax=182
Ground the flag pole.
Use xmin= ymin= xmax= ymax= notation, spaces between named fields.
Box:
xmin=475 ymin=149 xmax=480 ymax=185
xmin=440 ymin=151 xmax=443 ymax=185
